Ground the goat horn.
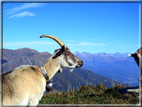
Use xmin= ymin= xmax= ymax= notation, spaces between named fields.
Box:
xmin=40 ymin=35 xmax=66 ymax=48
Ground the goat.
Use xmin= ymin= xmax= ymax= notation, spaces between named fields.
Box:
xmin=2 ymin=35 xmax=83 ymax=106
xmin=127 ymin=47 xmax=142 ymax=96
xmin=127 ymin=47 xmax=142 ymax=80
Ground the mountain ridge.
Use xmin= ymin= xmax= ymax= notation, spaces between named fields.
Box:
xmin=74 ymin=51 xmax=139 ymax=86
xmin=2 ymin=48 xmax=128 ymax=91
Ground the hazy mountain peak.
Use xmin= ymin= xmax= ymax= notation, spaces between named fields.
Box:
xmin=82 ymin=52 xmax=91 ymax=54
xmin=100 ymin=52 xmax=107 ymax=54
xmin=74 ymin=51 xmax=80 ymax=54
xmin=15 ymin=47 xmax=39 ymax=52
xmin=115 ymin=52 xmax=121 ymax=54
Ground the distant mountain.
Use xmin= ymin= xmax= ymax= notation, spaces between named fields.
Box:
xmin=74 ymin=52 xmax=139 ymax=86
xmin=3 ymin=56 xmax=44 ymax=73
xmin=2 ymin=48 xmax=40 ymax=61
xmin=112 ymin=52 xmax=130 ymax=58
xmin=2 ymin=48 xmax=52 ymax=73
xmin=2 ymin=48 xmax=126 ymax=91
xmin=31 ymin=52 xmax=51 ymax=63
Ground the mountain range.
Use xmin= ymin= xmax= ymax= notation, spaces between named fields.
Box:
xmin=1 ymin=47 xmax=138 ymax=92
xmin=74 ymin=51 xmax=139 ymax=86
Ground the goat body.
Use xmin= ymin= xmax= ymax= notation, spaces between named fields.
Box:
xmin=2 ymin=65 xmax=46 ymax=105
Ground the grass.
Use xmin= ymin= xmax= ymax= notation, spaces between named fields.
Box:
xmin=39 ymin=84 xmax=139 ymax=105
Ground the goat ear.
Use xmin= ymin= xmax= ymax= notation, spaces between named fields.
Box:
xmin=60 ymin=45 xmax=66 ymax=54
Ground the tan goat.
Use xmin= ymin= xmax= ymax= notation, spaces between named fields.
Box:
xmin=2 ymin=35 xmax=83 ymax=106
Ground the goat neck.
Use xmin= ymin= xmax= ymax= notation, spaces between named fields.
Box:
xmin=40 ymin=56 xmax=60 ymax=81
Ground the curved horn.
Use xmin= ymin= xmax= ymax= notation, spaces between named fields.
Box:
xmin=40 ymin=35 xmax=66 ymax=48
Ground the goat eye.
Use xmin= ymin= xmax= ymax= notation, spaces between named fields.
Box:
xmin=67 ymin=52 xmax=71 ymax=55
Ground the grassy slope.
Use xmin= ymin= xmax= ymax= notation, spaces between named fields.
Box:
xmin=39 ymin=84 xmax=139 ymax=105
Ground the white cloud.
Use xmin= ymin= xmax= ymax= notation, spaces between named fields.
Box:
xmin=6 ymin=3 xmax=46 ymax=15
xmin=121 ymin=45 xmax=131 ymax=47
xmin=67 ymin=42 xmax=107 ymax=47
xmin=5 ymin=3 xmax=46 ymax=19
xmin=9 ymin=11 xmax=35 ymax=18
xmin=4 ymin=41 xmax=57 ymax=47
xmin=121 ymin=45 xmax=140 ymax=47
xmin=133 ymin=45 xmax=140 ymax=47
xmin=4 ymin=41 xmax=108 ymax=48
xmin=67 ymin=43 xmax=76 ymax=46
xmin=65 ymin=40 xmax=75 ymax=42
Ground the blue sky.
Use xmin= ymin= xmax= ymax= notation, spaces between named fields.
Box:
xmin=3 ymin=2 xmax=140 ymax=54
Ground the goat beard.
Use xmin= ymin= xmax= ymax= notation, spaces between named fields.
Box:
xmin=70 ymin=68 xmax=74 ymax=72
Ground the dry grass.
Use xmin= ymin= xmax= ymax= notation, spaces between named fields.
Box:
xmin=39 ymin=84 xmax=139 ymax=105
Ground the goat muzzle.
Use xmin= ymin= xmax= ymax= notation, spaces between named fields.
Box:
xmin=76 ymin=60 xmax=83 ymax=68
